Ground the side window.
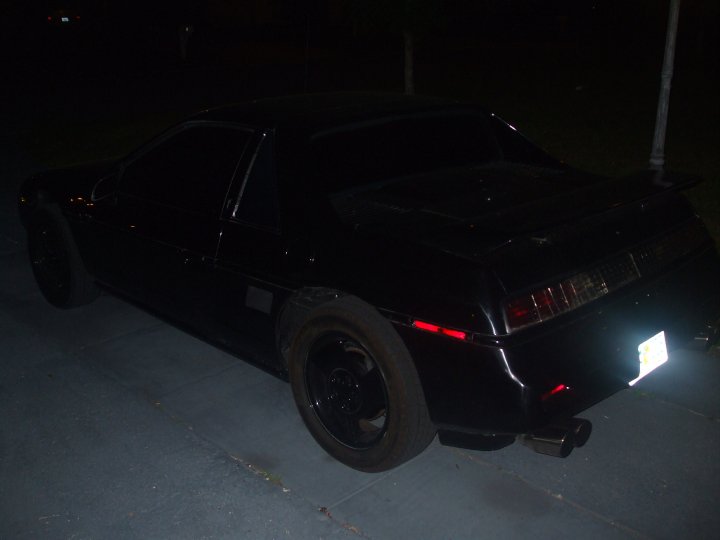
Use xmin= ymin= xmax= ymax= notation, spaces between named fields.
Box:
xmin=121 ymin=125 xmax=252 ymax=215
xmin=232 ymin=136 xmax=280 ymax=230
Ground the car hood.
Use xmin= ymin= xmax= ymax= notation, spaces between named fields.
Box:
xmin=19 ymin=159 xmax=118 ymax=214
xmin=23 ymin=160 xmax=117 ymax=197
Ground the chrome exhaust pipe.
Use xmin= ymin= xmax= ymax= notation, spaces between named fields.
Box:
xmin=692 ymin=323 xmax=719 ymax=351
xmin=517 ymin=418 xmax=592 ymax=458
xmin=517 ymin=425 xmax=575 ymax=458
xmin=564 ymin=417 xmax=592 ymax=447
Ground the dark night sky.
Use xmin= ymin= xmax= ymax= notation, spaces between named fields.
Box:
xmin=3 ymin=1 xmax=718 ymax=67
xmin=0 ymin=0 xmax=715 ymax=108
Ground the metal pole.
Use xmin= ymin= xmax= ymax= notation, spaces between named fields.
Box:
xmin=304 ymin=0 xmax=311 ymax=93
xmin=649 ymin=0 xmax=681 ymax=170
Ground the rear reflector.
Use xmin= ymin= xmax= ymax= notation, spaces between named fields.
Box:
xmin=412 ymin=320 xmax=467 ymax=340
xmin=541 ymin=384 xmax=570 ymax=401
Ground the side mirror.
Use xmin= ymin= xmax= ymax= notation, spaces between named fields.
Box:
xmin=91 ymin=171 xmax=120 ymax=202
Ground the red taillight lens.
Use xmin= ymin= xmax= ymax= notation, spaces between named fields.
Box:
xmin=412 ymin=320 xmax=467 ymax=341
xmin=505 ymin=295 xmax=539 ymax=329
xmin=503 ymin=269 xmax=613 ymax=332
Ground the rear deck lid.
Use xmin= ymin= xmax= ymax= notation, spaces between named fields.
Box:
xmin=332 ymin=164 xmax=700 ymax=265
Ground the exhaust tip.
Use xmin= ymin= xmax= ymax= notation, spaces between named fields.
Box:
xmin=692 ymin=321 xmax=720 ymax=351
xmin=565 ymin=418 xmax=592 ymax=448
xmin=517 ymin=426 xmax=575 ymax=458
xmin=518 ymin=418 xmax=593 ymax=457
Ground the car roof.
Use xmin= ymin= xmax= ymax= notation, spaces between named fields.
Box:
xmin=192 ymin=93 xmax=478 ymax=132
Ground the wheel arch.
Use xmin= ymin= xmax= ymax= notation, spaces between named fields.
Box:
xmin=275 ymin=286 xmax=348 ymax=370
xmin=19 ymin=187 xmax=58 ymax=226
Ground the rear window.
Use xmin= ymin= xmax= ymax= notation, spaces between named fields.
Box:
xmin=310 ymin=112 xmax=501 ymax=195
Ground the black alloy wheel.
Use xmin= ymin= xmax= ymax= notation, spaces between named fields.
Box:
xmin=289 ymin=296 xmax=436 ymax=472
xmin=30 ymin=221 xmax=72 ymax=301
xmin=27 ymin=205 xmax=98 ymax=308
xmin=304 ymin=333 xmax=389 ymax=449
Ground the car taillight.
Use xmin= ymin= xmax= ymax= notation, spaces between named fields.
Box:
xmin=504 ymin=268 xmax=614 ymax=331
xmin=503 ymin=220 xmax=707 ymax=333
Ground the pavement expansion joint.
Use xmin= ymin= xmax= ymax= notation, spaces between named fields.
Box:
xmin=656 ymin=399 xmax=720 ymax=423
xmin=73 ymin=320 xmax=168 ymax=353
xmin=156 ymin=361 xmax=244 ymax=399
xmin=323 ymin=469 xmax=397 ymax=512
xmin=226 ymin=452 xmax=370 ymax=537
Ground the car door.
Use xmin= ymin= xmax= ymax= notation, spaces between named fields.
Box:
xmin=88 ymin=122 xmax=255 ymax=325
xmin=205 ymin=132 xmax=316 ymax=368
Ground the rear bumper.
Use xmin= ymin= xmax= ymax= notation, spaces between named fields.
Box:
xmin=395 ymin=245 xmax=720 ymax=441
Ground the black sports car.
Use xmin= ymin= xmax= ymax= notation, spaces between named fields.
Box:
xmin=18 ymin=93 xmax=720 ymax=472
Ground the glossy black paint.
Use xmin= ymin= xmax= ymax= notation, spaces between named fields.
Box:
xmin=19 ymin=93 xmax=720 ymax=445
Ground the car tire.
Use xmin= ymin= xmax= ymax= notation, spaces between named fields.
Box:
xmin=288 ymin=295 xmax=436 ymax=472
xmin=27 ymin=204 xmax=99 ymax=308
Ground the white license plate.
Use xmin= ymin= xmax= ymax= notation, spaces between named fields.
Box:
xmin=628 ymin=331 xmax=668 ymax=386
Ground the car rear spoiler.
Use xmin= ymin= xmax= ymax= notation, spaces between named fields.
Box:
xmin=467 ymin=169 xmax=704 ymax=259
xmin=618 ymin=169 xmax=701 ymax=194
